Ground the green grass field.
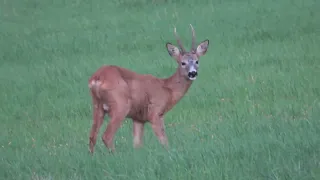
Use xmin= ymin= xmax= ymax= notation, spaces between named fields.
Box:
xmin=1 ymin=0 xmax=320 ymax=179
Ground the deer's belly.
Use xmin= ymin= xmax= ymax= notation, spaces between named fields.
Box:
xmin=127 ymin=104 xmax=150 ymax=121
xmin=126 ymin=86 xmax=169 ymax=121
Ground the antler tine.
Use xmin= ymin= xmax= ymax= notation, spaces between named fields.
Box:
xmin=190 ymin=24 xmax=196 ymax=52
xmin=173 ymin=26 xmax=186 ymax=53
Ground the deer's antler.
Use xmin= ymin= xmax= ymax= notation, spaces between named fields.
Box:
xmin=190 ymin=24 xmax=196 ymax=52
xmin=174 ymin=26 xmax=186 ymax=53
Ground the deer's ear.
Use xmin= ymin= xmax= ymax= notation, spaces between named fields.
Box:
xmin=196 ymin=40 xmax=209 ymax=57
xmin=166 ymin=43 xmax=181 ymax=60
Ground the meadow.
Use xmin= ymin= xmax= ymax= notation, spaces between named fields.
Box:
xmin=1 ymin=0 xmax=320 ymax=179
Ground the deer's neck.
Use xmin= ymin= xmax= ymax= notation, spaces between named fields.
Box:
xmin=163 ymin=68 xmax=193 ymax=109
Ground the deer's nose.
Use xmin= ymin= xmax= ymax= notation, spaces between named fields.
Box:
xmin=188 ymin=71 xmax=198 ymax=78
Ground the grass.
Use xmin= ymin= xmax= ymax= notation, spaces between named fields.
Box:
xmin=1 ymin=0 xmax=320 ymax=179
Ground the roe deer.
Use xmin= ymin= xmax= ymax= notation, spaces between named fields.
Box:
xmin=88 ymin=24 xmax=209 ymax=153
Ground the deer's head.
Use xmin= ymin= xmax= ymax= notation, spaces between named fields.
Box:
xmin=166 ymin=24 xmax=209 ymax=81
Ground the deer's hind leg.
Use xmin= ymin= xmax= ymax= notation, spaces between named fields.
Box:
xmin=89 ymin=91 xmax=105 ymax=154
xmin=101 ymin=90 xmax=131 ymax=152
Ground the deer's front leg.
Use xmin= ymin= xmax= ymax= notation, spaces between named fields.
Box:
xmin=150 ymin=115 xmax=168 ymax=148
xmin=132 ymin=119 xmax=145 ymax=148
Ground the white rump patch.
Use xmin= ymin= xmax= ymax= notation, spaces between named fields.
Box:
xmin=88 ymin=80 xmax=95 ymax=88
xmin=88 ymin=80 xmax=101 ymax=88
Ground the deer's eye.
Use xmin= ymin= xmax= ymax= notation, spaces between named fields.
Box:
xmin=196 ymin=61 xmax=199 ymax=64
xmin=181 ymin=62 xmax=186 ymax=66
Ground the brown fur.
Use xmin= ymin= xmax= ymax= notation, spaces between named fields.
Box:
xmin=88 ymin=25 xmax=209 ymax=153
